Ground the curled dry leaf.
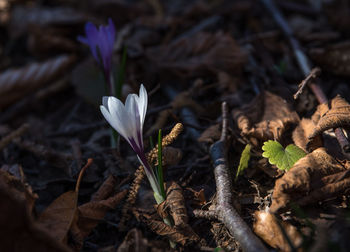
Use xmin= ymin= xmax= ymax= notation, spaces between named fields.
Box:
xmin=233 ymin=91 xmax=299 ymax=146
xmin=253 ymin=210 xmax=302 ymax=252
xmin=166 ymin=182 xmax=188 ymax=226
xmin=307 ymin=95 xmax=350 ymax=151
xmin=310 ymin=41 xmax=350 ymax=77
xmin=270 ymin=148 xmax=350 ymax=213
xmin=0 ymin=55 xmax=76 ymax=109
xmin=91 ymin=174 xmax=118 ymax=202
xmin=0 ymin=177 xmax=72 ymax=252
xmin=143 ymin=218 xmax=199 ymax=246
xmin=146 ymin=31 xmax=247 ymax=78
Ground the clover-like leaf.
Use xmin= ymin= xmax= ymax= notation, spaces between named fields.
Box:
xmin=235 ymin=144 xmax=251 ymax=181
xmin=262 ymin=140 xmax=306 ymax=171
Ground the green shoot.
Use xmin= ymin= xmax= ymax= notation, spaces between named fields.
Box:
xmin=235 ymin=144 xmax=251 ymax=181
xmin=157 ymin=129 xmax=166 ymax=198
xmin=262 ymin=140 xmax=306 ymax=171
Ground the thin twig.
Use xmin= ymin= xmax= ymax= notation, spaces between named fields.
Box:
xmin=195 ymin=102 xmax=268 ymax=252
xmin=0 ymin=123 xmax=29 ymax=151
xmin=261 ymin=0 xmax=350 ymax=153
xmin=294 ymin=67 xmax=321 ymax=99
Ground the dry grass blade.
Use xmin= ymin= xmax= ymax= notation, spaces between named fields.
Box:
xmin=0 ymin=55 xmax=76 ymax=109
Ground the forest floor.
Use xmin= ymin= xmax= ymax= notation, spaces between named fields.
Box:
xmin=1 ymin=0 xmax=350 ymax=251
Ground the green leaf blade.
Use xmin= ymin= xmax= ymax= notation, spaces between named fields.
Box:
xmin=262 ymin=140 xmax=306 ymax=171
xmin=235 ymin=144 xmax=251 ymax=181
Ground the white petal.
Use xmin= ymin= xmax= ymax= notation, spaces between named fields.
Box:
xmin=125 ymin=93 xmax=141 ymax=146
xmin=106 ymin=97 xmax=132 ymax=140
xmin=102 ymin=96 xmax=109 ymax=111
xmin=138 ymin=84 xmax=148 ymax=127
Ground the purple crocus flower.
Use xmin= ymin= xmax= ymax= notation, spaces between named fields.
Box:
xmin=78 ymin=18 xmax=116 ymax=89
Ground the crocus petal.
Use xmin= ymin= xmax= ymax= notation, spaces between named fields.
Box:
xmin=77 ymin=35 xmax=89 ymax=45
xmin=102 ymin=96 xmax=109 ymax=111
xmin=84 ymin=22 xmax=100 ymax=62
xmin=102 ymin=97 xmax=131 ymax=142
xmin=137 ymin=84 xmax=148 ymax=128
xmin=125 ymin=94 xmax=142 ymax=149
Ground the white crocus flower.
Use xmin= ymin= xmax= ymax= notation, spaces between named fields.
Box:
xmin=100 ymin=84 xmax=162 ymax=199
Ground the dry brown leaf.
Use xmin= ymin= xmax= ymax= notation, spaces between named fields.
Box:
xmin=185 ymin=188 xmax=207 ymax=207
xmin=292 ymin=118 xmax=322 ymax=152
xmin=0 ymin=55 xmax=76 ymax=109
xmin=307 ymin=95 xmax=350 ymax=151
xmin=0 ymin=169 xmax=38 ymax=213
xmin=166 ymin=182 xmax=188 ymax=226
xmin=0 ymin=177 xmax=72 ymax=252
xmin=233 ymin=91 xmax=299 ymax=146
xmin=310 ymin=41 xmax=350 ymax=76
xmin=144 ymin=218 xmax=199 ymax=246
xmin=253 ymin=210 xmax=303 ymax=251
xmin=91 ymin=174 xmax=118 ymax=202
xmin=270 ymin=148 xmax=350 ymax=212
xmin=38 ymin=159 xmax=92 ymax=243
xmin=146 ymin=31 xmax=247 ymax=78
xmin=198 ymin=123 xmax=221 ymax=144
xmin=71 ymin=189 xmax=128 ymax=247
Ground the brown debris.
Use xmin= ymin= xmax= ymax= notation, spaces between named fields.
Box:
xmin=0 ymin=55 xmax=76 ymax=109
xmin=233 ymin=91 xmax=299 ymax=146
xmin=0 ymin=175 xmax=72 ymax=252
xmin=166 ymin=182 xmax=188 ymax=226
xmin=71 ymin=189 xmax=128 ymax=250
xmin=37 ymin=159 xmax=92 ymax=243
xmin=0 ymin=169 xmax=38 ymax=215
xmin=253 ymin=210 xmax=303 ymax=251
xmin=117 ymin=228 xmax=149 ymax=252
xmin=310 ymin=41 xmax=350 ymax=77
xmin=198 ymin=123 xmax=221 ymax=144
xmin=0 ymin=123 xmax=29 ymax=151
xmin=146 ymin=31 xmax=247 ymax=78
xmin=270 ymin=148 xmax=350 ymax=212
xmin=307 ymin=95 xmax=350 ymax=151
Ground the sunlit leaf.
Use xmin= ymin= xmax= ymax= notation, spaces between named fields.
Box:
xmin=262 ymin=140 xmax=306 ymax=171
xmin=235 ymin=144 xmax=251 ymax=181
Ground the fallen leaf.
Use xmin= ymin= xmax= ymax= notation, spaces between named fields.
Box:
xmin=0 ymin=169 xmax=37 ymax=213
xmin=307 ymin=95 xmax=350 ymax=151
xmin=166 ymin=182 xmax=188 ymax=226
xmin=270 ymin=148 xmax=350 ymax=212
xmin=253 ymin=210 xmax=303 ymax=251
xmin=0 ymin=171 xmax=71 ymax=252
xmin=233 ymin=91 xmax=300 ymax=147
xmin=0 ymin=55 xmax=76 ymax=109
xmin=310 ymin=41 xmax=350 ymax=77
xmin=198 ymin=124 xmax=221 ymax=144
xmin=71 ymin=189 xmax=128 ymax=249
xmin=38 ymin=159 xmax=92 ymax=243
xmin=146 ymin=31 xmax=247 ymax=78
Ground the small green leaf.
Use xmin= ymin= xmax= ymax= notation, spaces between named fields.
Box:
xmin=262 ymin=140 xmax=306 ymax=171
xmin=235 ymin=144 xmax=251 ymax=181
